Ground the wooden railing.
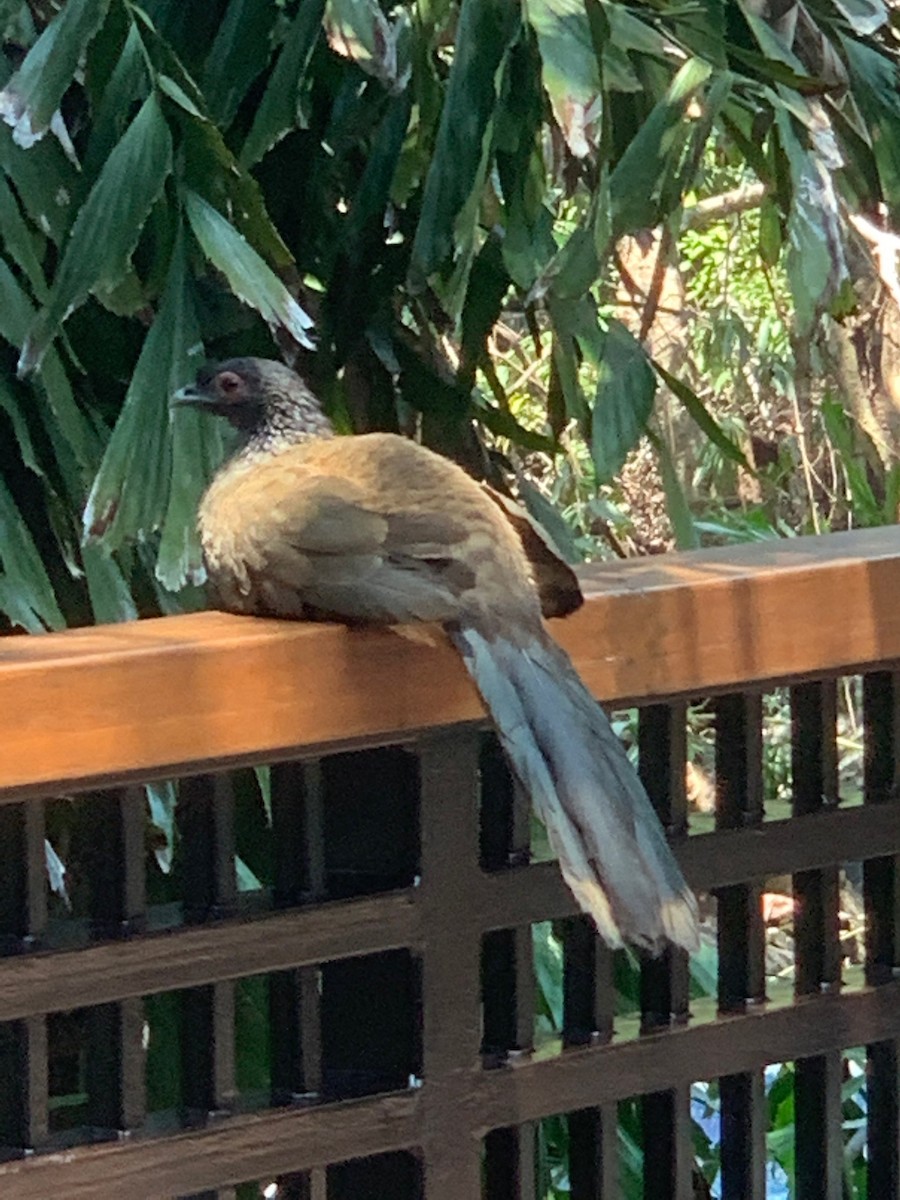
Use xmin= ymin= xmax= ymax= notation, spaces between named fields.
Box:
xmin=0 ymin=526 xmax=898 ymax=1199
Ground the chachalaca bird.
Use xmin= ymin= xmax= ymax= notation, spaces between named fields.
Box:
xmin=174 ymin=358 xmax=699 ymax=953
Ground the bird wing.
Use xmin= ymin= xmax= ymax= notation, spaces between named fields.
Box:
xmin=480 ymin=484 xmax=583 ymax=619
xmin=203 ymin=460 xmax=476 ymax=623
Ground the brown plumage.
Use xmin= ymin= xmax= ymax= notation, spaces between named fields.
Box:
xmin=174 ymin=357 xmax=698 ymax=953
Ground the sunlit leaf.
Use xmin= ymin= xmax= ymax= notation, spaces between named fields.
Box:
xmin=325 ymin=0 xmax=411 ymax=93
xmin=176 ymin=99 xmax=293 ymax=268
xmin=44 ymin=839 xmax=70 ymax=908
xmin=609 ymin=58 xmax=712 ymax=240
xmin=775 ymin=106 xmax=846 ymax=333
xmin=525 ymin=0 xmax=601 ymax=158
xmin=0 ymin=0 xmax=111 ymax=147
xmin=184 ymin=189 xmax=314 ymax=349
xmin=831 ymin=0 xmax=887 ymax=34
xmin=146 ymin=780 xmax=177 ymax=873
xmin=20 ymin=92 xmax=173 ymax=374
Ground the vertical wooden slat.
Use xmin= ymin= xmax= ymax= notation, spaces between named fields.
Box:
xmin=790 ymin=681 xmax=842 ymax=1200
xmin=718 ymin=1074 xmax=767 ymax=1200
xmin=567 ymin=1107 xmax=618 ymax=1200
xmin=84 ymin=787 xmax=147 ymax=1136
xmin=480 ymin=735 xmax=536 ymax=1198
xmin=319 ymin=749 xmax=420 ymax=1103
xmin=0 ymin=801 xmax=46 ymax=953
xmin=562 ymin=917 xmax=614 ymax=1046
xmin=484 ymin=1127 xmax=536 ymax=1200
xmin=863 ymin=671 xmax=900 ymax=1199
xmin=641 ymin=1090 xmax=694 ymax=1200
xmin=177 ymin=775 xmax=237 ymax=1131
xmin=21 ymin=1016 xmax=48 ymax=1151
xmin=0 ymin=800 xmax=47 ymax=1157
xmin=176 ymin=775 xmax=238 ymax=1200
xmin=638 ymin=704 xmax=693 ymax=1200
xmin=480 ymin=734 xmax=518 ymax=871
xmin=715 ymin=693 xmax=766 ymax=1200
xmin=270 ymin=761 xmax=324 ymax=1112
xmin=562 ymin=917 xmax=617 ymax=1199
xmin=482 ymin=927 xmax=534 ymax=1063
xmin=419 ymin=732 xmax=483 ymax=1200
xmin=313 ymin=752 xmax=417 ymax=1196
xmin=328 ymin=1151 xmax=423 ymax=1200
xmin=794 ymin=1055 xmax=844 ymax=1200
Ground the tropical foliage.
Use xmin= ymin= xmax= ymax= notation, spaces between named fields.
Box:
xmin=1 ymin=0 xmax=899 ymax=633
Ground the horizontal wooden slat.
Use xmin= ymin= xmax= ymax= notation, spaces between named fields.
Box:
xmin=0 ymin=803 xmax=894 ymax=1020
xmin=0 ymin=979 xmax=896 ymax=1198
xmin=0 ymin=892 xmax=418 ymax=1020
xmin=2 ymin=528 xmax=900 ymax=795
xmin=482 ymin=803 xmax=900 ymax=928
xmin=0 ymin=1090 xmax=422 ymax=1199
xmin=475 ymin=979 xmax=900 ymax=1128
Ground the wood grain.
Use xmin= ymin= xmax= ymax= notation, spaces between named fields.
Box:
xmin=2 ymin=527 xmax=899 ymax=796
xmin=0 ymin=981 xmax=896 ymax=1197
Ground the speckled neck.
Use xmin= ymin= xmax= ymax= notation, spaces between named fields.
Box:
xmin=236 ymin=387 xmax=335 ymax=462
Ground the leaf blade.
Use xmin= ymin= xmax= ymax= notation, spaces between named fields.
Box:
xmin=0 ymin=0 xmax=112 ymax=146
xmin=20 ymin=91 xmax=173 ymax=374
xmin=409 ymin=0 xmax=520 ymax=288
xmin=184 ymin=189 xmax=314 ymax=348
xmin=590 ymin=320 xmax=656 ymax=483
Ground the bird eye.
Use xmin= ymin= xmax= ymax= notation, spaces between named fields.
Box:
xmin=217 ymin=371 xmax=241 ymax=395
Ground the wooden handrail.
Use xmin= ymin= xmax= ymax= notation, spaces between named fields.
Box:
xmin=2 ymin=526 xmax=899 ymax=796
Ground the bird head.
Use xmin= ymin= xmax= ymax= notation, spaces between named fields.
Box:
xmin=172 ymin=357 xmax=333 ymax=444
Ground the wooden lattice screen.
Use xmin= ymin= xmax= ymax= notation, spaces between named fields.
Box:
xmin=0 ymin=527 xmax=899 ymax=1199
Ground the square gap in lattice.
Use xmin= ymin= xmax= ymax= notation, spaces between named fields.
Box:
xmin=223 ymin=1153 xmax=423 ymax=1200
xmin=143 ymin=746 xmax=422 ymax=936
xmin=516 ymin=916 xmax=717 ymax=1064
xmin=762 ymin=1052 xmax=867 ymax=1200
xmin=220 ymin=1155 xmax=422 ymax=1200
xmin=38 ymin=1001 xmax=143 ymax=1149
xmin=144 ymin=951 xmax=421 ymax=1130
xmin=763 ymin=863 xmax=865 ymax=992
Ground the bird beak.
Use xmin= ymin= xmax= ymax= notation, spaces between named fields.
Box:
xmin=170 ymin=383 xmax=210 ymax=410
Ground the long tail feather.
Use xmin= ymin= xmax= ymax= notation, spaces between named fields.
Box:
xmin=450 ymin=623 xmax=699 ymax=954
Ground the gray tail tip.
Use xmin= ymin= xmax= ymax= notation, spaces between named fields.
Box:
xmin=564 ymin=872 xmax=701 ymax=955
xmin=659 ymin=892 xmax=701 ymax=955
